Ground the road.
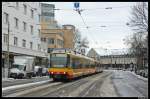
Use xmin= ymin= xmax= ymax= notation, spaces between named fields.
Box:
xmin=2 ymin=70 xmax=148 ymax=97
xmin=2 ymin=76 xmax=50 ymax=87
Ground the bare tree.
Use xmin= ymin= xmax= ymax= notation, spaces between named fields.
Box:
xmin=79 ymin=37 xmax=89 ymax=55
xmin=128 ymin=2 xmax=148 ymax=33
xmin=124 ymin=2 xmax=148 ymax=71
xmin=124 ymin=32 xmax=147 ymax=70
xmin=75 ymin=29 xmax=81 ymax=43
xmin=74 ymin=29 xmax=82 ymax=50
xmin=80 ymin=37 xmax=89 ymax=48
xmin=74 ymin=29 xmax=89 ymax=52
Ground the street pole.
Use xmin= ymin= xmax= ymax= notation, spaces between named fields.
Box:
xmin=7 ymin=21 xmax=10 ymax=78
xmin=124 ymin=52 xmax=125 ymax=70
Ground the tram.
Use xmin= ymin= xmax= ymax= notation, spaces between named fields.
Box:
xmin=48 ymin=48 xmax=103 ymax=81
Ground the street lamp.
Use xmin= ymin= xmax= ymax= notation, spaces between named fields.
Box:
xmin=5 ymin=5 xmax=16 ymax=78
xmin=7 ymin=21 xmax=10 ymax=78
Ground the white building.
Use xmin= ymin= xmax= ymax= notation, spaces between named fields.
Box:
xmin=2 ymin=2 xmax=48 ymax=78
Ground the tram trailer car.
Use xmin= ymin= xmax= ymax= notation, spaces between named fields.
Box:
xmin=48 ymin=49 xmax=103 ymax=81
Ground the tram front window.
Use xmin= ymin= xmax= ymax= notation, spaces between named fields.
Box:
xmin=51 ymin=54 xmax=67 ymax=68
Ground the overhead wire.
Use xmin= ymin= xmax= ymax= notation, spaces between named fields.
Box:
xmin=55 ymin=6 xmax=132 ymax=11
xmin=76 ymin=10 xmax=98 ymax=47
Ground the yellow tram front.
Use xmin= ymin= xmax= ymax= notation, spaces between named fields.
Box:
xmin=48 ymin=53 xmax=73 ymax=81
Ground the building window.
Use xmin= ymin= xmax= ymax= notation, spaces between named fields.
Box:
xmin=31 ymin=9 xmax=34 ymax=18
xmin=48 ymin=48 xmax=53 ymax=53
xmin=22 ymin=39 xmax=26 ymax=47
xmin=61 ymin=41 xmax=64 ymax=47
xmin=38 ymin=14 xmax=41 ymax=22
xmin=61 ymin=40 xmax=63 ymax=47
xmin=30 ymin=25 xmax=33 ymax=34
xmin=57 ymin=39 xmax=59 ymax=46
xmin=3 ymin=12 xmax=9 ymax=24
xmin=16 ymin=2 xmax=19 ymax=9
xmin=30 ymin=42 xmax=33 ymax=49
xmin=38 ymin=44 xmax=41 ymax=51
xmin=3 ymin=34 xmax=8 ymax=44
xmin=41 ymin=38 xmax=46 ymax=42
xmin=57 ymin=39 xmax=64 ymax=47
xmin=14 ymin=37 xmax=18 ymax=46
xmin=48 ymin=38 xmax=54 ymax=44
xmin=39 ymin=3 xmax=41 ymax=7
xmin=14 ymin=17 xmax=19 ymax=29
xmin=23 ymin=22 xmax=26 ymax=32
xmin=38 ymin=29 xmax=41 ymax=37
xmin=23 ymin=4 xmax=27 ymax=15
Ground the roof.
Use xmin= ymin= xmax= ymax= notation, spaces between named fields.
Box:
xmin=90 ymin=48 xmax=129 ymax=56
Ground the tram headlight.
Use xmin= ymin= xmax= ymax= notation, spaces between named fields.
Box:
xmin=63 ymin=72 xmax=66 ymax=74
xmin=51 ymin=72 xmax=53 ymax=74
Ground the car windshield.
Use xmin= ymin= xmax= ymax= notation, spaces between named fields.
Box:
xmin=12 ymin=64 xmax=25 ymax=70
xmin=50 ymin=54 xmax=67 ymax=68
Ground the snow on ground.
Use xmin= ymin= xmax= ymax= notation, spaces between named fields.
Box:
xmin=2 ymin=79 xmax=51 ymax=92
xmin=104 ymin=69 xmax=148 ymax=81
xmin=100 ymin=74 xmax=118 ymax=97
xmin=126 ymin=71 xmax=148 ymax=81
xmin=2 ymin=76 xmax=49 ymax=82
xmin=32 ymin=76 xmax=49 ymax=78
xmin=2 ymin=78 xmax=15 ymax=81
xmin=112 ymin=70 xmax=148 ymax=97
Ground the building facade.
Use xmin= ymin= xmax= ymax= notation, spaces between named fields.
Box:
xmin=40 ymin=3 xmax=64 ymax=53
xmin=41 ymin=25 xmax=76 ymax=53
xmin=63 ymin=25 xmax=76 ymax=49
xmin=100 ymin=55 xmax=137 ymax=69
xmin=40 ymin=3 xmax=76 ymax=53
xmin=2 ymin=2 xmax=48 ymax=78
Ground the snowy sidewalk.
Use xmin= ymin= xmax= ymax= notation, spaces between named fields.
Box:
xmin=2 ymin=76 xmax=50 ymax=88
xmin=2 ymin=76 xmax=49 ymax=82
xmin=2 ymin=78 xmax=15 ymax=82
xmin=126 ymin=71 xmax=148 ymax=81
xmin=104 ymin=69 xmax=148 ymax=81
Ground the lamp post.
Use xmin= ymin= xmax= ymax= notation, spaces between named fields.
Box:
xmin=123 ymin=51 xmax=126 ymax=70
xmin=6 ymin=5 xmax=17 ymax=78
xmin=7 ymin=21 xmax=10 ymax=78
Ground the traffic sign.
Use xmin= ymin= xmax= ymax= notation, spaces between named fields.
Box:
xmin=74 ymin=2 xmax=80 ymax=8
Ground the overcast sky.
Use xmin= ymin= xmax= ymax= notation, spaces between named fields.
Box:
xmin=46 ymin=2 xmax=137 ymax=51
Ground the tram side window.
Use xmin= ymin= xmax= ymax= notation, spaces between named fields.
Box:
xmin=93 ymin=62 xmax=95 ymax=68
xmin=89 ymin=61 xmax=92 ymax=68
xmin=72 ymin=61 xmax=76 ymax=69
xmin=82 ymin=59 xmax=87 ymax=68
xmin=86 ymin=60 xmax=90 ymax=68
xmin=78 ymin=63 xmax=82 ymax=69
xmin=79 ymin=59 xmax=84 ymax=69
xmin=72 ymin=58 xmax=80 ymax=69
xmin=90 ymin=61 xmax=95 ymax=68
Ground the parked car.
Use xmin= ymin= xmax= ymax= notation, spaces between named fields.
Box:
xmin=143 ymin=69 xmax=148 ymax=78
xmin=136 ymin=69 xmax=147 ymax=78
xmin=136 ymin=70 xmax=141 ymax=75
xmin=123 ymin=69 xmax=126 ymax=71
xmin=10 ymin=68 xmax=25 ymax=79
xmin=139 ymin=70 xmax=144 ymax=76
xmin=34 ymin=66 xmax=42 ymax=76
xmin=42 ymin=67 xmax=48 ymax=76
xmin=13 ymin=56 xmax=35 ymax=79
